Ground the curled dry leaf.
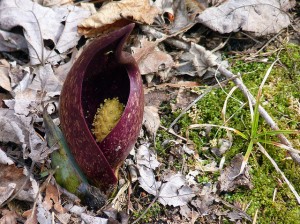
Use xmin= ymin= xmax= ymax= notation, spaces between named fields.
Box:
xmin=218 ymin=153 xmax=253 ymax=192
xmin=42 ymin=184 xmax=66 ymax=213
xmin=143 ymin=106 xmax=161 ymax=138
xmin=136 ymin=145 xmax=195 ymax=207
xmin=78 ymin=0 xmax=161 ymax=37
xmin=196 ymin=0 xmax=295 ymax=36
xmin=176 ymin=43 xmax=218 ymax=77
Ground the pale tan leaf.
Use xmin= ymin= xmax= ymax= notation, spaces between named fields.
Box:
xmin=42 ymin=184 xmax=66 ymax=213
xmin=143 ymin=106 xmax=160 ymax=138
xmin=78 ymin=0 xmax=161 ymax=37
xmin=0 ymin=59 xmax=11 ymax=91
xmin=0 ymin=209 xmax=18 ymax=224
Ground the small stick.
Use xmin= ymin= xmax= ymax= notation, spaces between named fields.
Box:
xmin=257 ymin=142 xmax=300 ymax=204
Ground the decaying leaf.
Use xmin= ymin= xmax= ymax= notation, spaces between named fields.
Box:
xmin=0 ymin=0 xmax=91 ymax=65
xmin=23 ymin=208 xmax=38 ymax=224
xmin=136 ymin=145 xmax=195 ymax=207
xmin=78 ymin=0 xmax=161 ymax=37
xmin=42 ymin=184 xmax=66 ymax=213
xmin=37 ymin=202 xmax=52 ymax=224
xmin=81 ymin=213 xmax=108 ymax=224
xmin=136 ymin=144 xmax=160 ymax=169
xmin=0 ymin=108 xmax=52 ymax=162
xmin=0 ymin=59 xmax=12 ymax=91
xmin=5 ymin=64 xmax=61 ymax=116
xmin=33 ymin=0 xmax=72 ymax=7
xmin=143 ymin=106 xmax=161 ymax=138
xmin=0 ymin=30 xmax=27 ymax=52
xmin=0 ymin=164 xmax=38 ymax=205
xmin=196 ymin=0 xmax=295 ymax=36
xmin=158 ymin=173 xmax=195 ymax=206
xmin=171 ymin=87 xmax=199 ymax=112
xmin=218 ymin=153 xmax=253 ymax=192
xmin=132 ymin=38 xmax=174 ymax=75
xmin=176 ymin=43 xmax=218 ymax=77
xmin=0 ymin=209 xmax=19 ymax=224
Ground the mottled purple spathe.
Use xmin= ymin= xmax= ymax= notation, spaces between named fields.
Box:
xmin=59 ymin=24 xmax=144 ymax=192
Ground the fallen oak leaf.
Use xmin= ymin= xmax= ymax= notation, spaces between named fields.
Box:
xmin=78 ymin=0 xmax=161 ymax=37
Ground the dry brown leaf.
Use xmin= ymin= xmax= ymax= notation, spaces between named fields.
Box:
xmin=132 ymin=38 xmax=174 ymax=75
xmin=42 ymin=184 xmax=66 ymax=213
xmin=0 ymin=0 xmax=91 ymax=65
xmin=0 ymin=59 xmax=12 ymax=91
xmin=23 ymin=209 xmax=38 ymax=224
xmin=0 ymin=209 xmax=19 ymax=224
xmin=218 ymin=153 xmax=253 ymax=192
xmin=78 ymin=0 xmax=161 ymax=37
xmin=171 ymin=87 xmax=199 ymax=112
xmin=0 ymin=164 xmax=31 ymax=206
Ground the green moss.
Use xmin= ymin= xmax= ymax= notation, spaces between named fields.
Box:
xmin=222 ymin=44 xmax=300 ymax=223
xmin=150 ymin=44 xmax=300 ymax=223
xmin=132 ymin=202 xmax=165 ymax=223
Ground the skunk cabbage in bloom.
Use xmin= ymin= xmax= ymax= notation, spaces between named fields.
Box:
xmin=59 ymin=24 xmax=144 ymax=192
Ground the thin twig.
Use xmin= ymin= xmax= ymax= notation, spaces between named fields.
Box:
xmin=257 ymin=142 xmax=300 ymax=204
xmin=131 ymin=195 xmax=159 ymax=224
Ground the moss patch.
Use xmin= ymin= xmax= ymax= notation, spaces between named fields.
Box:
xmin=154 ymin=43 xmax=300 ymax=223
